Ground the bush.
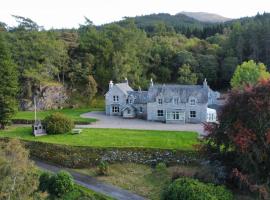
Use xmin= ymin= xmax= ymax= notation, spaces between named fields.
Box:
xmin=97 ymin=161 xmax=109 ymax=176
xmin=43 ymin=112 xmax=74 ymax=134
xmin=162 ymin=178 xmax=233 ymax=200
xmin=48 ymin=171 xmax=74 ymax=197
xmin=39 ymin=171 xmax=52 ymax=192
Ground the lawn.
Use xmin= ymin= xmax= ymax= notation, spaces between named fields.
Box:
xmin=0 ymin=126 xmax=198 ymax=150
xmin=13 ymin=108 xmax=101 ymax=124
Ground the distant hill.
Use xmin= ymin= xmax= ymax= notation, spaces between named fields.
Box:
xmin=179 ymin=12 xmax=232 ymax=23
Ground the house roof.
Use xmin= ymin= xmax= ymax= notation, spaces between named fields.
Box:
xmin=127 ymin=91 xmax=148 ymax=104
xmin=115 ymin=83 xmax=133 ymax=95
xmin=147 ymin=84 xmax=208 ymax=103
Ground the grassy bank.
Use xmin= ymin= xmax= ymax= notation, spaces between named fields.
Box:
xmin=0 ymin=126 xmax=198 ymax=150
xmin=13 ymin=108 xmax=100 ymax=124
xmin=75 ymin=163 xmax=200 ymax=200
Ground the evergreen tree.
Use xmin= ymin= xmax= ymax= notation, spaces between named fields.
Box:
xmin=0 ymin=34 xmax=18 ymax=129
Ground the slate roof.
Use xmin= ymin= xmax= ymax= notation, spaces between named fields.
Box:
xmin=115 ymin=83 xmax=133 ymax=95
xmin=127 ymin=91 xmax=148 ymax=104
xmin=147 ymin=84 xmax=208 ymax=104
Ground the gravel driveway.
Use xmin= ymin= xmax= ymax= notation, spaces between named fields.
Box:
xmin=79 ymin=111 xmax=205 ymax=135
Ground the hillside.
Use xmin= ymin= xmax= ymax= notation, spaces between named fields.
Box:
xmin=179 ymin=11 xmax=232 ymax=23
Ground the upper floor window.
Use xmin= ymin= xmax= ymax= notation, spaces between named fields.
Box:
xmin=158 ymin=98 xmax=163 ymax=105
xmin=190 ymin=99 xmax=196 ymax=106
xmin=173 ymin=98 xmax=179 ymax=105
xmin=113 ymin=95 xmax=119 ymax=102
xmin=129 ymin=98 xmax=133 ymax=104
xmin=190 ymin=111 xmax=196 ymax=118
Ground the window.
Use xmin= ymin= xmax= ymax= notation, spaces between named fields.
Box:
xmin=139 ymin=107 xmax=143 ymax=113
xmin=129 ymin=98 xmax=133 ymax=104
xmin=190 ymin=111 xmax=196 ymax=118
xmin=113 ymin=95 xmax=119 ymax=102
xmin=190 ymin=99 xmax=196 ymax=106
xmin=127 ymin=109 xmax=131 ymax=114
xmin=157 ymin=110 xmax=164 ymax=117
xmin=166 ymin=111 xmax=185 ymax=120
xmin=173 ymin=98 xmax=179 ymax=105
xmin=158 ymin=98 xmax=163 ymax=105
xmin=112 ymin=106 xmax=119 ymax=113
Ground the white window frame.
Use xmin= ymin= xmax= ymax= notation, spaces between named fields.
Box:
xmin=139 ymin=107 xmax=143 ymax=113
xmin=157 ymin=110 xmax=164 ymax=117
xmin=173 ymin=97 xmax=179 ymax=105
xmin=158 ymin=98 xmax=163 ymax=105
xmin=113 ymin=95 xmax=119 ymax=102
xmin=190 ymin=98 xmax=196 ymax=106
xmin=190 ymin=111 xmax=196 ymax=118
xmin=112 ymin=106 xmax=119 ymax=113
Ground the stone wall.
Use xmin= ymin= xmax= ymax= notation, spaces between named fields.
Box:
xmin=20 ymin=84 xmax=68 ymax=111
xmin=16 ymin=140 xmax=200 ymax=168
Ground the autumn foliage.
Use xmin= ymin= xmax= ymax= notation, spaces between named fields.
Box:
xmin=203 ymin=79 xmax=270 ymax=198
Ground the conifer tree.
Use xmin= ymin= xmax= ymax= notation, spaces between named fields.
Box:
xmin=0 ymin=34 xmax=18 ymax=129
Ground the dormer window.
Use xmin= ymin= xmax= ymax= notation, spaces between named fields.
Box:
xmin=113 ymin=95 xmax=119 ymax=102
xmin=158 ymin=98 xmax=163 ymax=105
xmin=173 ymin=98 xmax=179 ymax=105
xmin=190 ymin=98 xmax=196 ymax=106
xmin=129 ymin=99 xmax=133 ymax=104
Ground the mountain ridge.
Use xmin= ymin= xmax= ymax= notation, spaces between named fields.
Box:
xmin=179 ymin=11 xmax=232 ymax=23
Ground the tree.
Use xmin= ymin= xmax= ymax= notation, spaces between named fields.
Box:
xmin=0 ymin=34 xmax=18 ymax=129
xmin=0 ymin=139 xmax=38 ymax=200
xmin=177 ymin=64 xmax=198 ymax=85
xmin=203 ymin=80 xmax=270 ymax=198
xmin=230 ymin=60 xmax=270 ymax=89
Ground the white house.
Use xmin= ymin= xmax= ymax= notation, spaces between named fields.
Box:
xmin=105 ymin=79 xmax=219 ymax=124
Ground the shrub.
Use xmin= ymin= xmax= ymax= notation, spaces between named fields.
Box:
xmin=39 ymin=171 xmax=52 ymax=192
xmin=48 ymin=170 xmax=74 ymax=197
xmin=43 ymin=112 xmax=74 ymax=134
xmin=162 ymin=178 xmax=233 ymax=200
xmin=194 ymin=161 xmax=228 ymax=185
xmin=97 ymin=161 xmax=109 ymax=176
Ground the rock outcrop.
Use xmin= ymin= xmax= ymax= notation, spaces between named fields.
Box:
xmin=20 ymin=83 xmax=68 ymax=111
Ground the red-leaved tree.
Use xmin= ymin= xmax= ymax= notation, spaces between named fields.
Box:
xmin=202 ymin=80 xmax=270 ymax=198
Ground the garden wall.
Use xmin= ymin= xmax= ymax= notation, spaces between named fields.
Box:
xmin=0 ymin=138 xmax=200 ymax=168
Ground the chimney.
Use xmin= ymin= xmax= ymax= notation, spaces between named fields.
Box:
xmin=109 ymin=80 xmax=113 ymax=89
xmin=150 ymin=78 xmax=154 ymax=87
xmin=203 ymin=78 xmax=208 ymax=89
xmin=124 ymin=77 xmax=129 ymax=85
xmin=138 ymin=86 xmax=141 ymax=92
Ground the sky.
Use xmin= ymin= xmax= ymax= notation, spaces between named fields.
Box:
xmin=0 ymin=0 xmax=270 ymax=29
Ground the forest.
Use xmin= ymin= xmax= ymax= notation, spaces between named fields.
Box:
xmin=1 ymin=13 xmax=270 ymax=106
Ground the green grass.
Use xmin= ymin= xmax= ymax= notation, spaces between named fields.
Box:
xmin=0 ymin=126 xmax=198 ymax=150
xmin=75 ymin=163 xmax=200 ymax=200
xmin=13 ymin=108 xmax=101 ymax=124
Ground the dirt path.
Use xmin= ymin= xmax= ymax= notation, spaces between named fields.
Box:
xmin=79 ymin=111 xmax=205 ymax=135
xmin=34 ymin=160 xmax=146 ymax=200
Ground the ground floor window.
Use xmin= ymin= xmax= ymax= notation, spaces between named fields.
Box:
xmin=190 ymin=111 xmax=196 ymax=118
xmin=166 ymin=111 xmax=185 ymax=120
xmin=157 ymin=110 xmax=164 ymax=117
xmin=139 ymin=107 xmax=143 ymax=113
xmin=112 ymin=106 xmax=119 ymax=113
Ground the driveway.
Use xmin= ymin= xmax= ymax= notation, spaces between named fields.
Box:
xmin=35 ymin=160 xmax=146 ymax=200
xmin=79 ymin=111 xmax=205 ymax=135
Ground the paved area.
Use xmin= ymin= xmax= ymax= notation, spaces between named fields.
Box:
xmin=79 ymin=111 xmax=205 ymax=135
xmin=34 ymin=160 xmax=146 ymax=200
